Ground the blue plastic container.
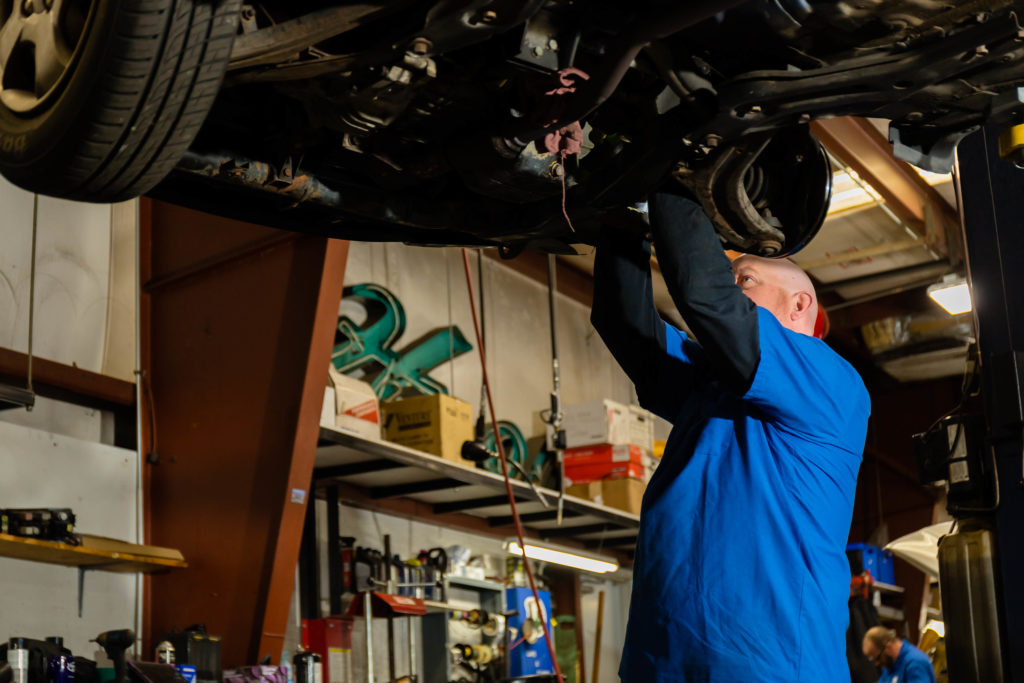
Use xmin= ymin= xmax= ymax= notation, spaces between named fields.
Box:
xmin=506 ymin=587 xmax=554 ymax=676
xmin=847 ymin=542 xmax=895 ymax=584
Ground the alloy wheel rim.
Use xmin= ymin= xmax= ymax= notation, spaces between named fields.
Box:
xmin=0 ymin=0 xmax=88 ymax=114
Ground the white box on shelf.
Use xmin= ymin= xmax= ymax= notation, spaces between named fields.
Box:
xmin=560 ymin=400 xmax=655 ymax=453
xmin=562 ymin=399 xmax=632 ymax=448
xmin=628 ymin=405 xmax=656 ymax=455
xmin=335 ymin=413 xmax=381 ymax=440
xmin=328 ymin=365 xmax=380 ymax=424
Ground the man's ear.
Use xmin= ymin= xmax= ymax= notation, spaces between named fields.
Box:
xmin=790 ymin=291 xmax=814 ymax=321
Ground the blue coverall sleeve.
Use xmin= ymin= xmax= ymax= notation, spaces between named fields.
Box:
xmin=590 ymin=228 xmax=706 ymax=422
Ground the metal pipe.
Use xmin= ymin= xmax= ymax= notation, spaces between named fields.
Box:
xmin=364 ymin=590 xmax=374 ymax=682
xmin=824 ymin=275 xmax=946 ymax=312
xmin=382 ymin=535 xmax=395 ymax=681
xmin=547 ymin=254 xmax=566 ymax=524
xmin=817 ymin=260 xmax=951 ymax=294
xmin=230 ymin=5 xmax=396 ymax=68
xmin=407 ymin=616 xmax=417 ymax=680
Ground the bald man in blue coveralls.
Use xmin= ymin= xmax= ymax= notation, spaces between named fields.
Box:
xmin=591 ymin=192 xmax=871 ymax=682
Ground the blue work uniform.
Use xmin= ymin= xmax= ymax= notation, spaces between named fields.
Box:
xmin=878 ymin=641 xmax=937 ymax=683
xmin=591 ymin=193 xmax=870 ymax=682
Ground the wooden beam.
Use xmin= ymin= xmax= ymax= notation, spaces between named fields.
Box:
xmin=141 ymin=199 xmax=349 ymax=665
xmin=811 ymin=117 xmax=958 ymax=249
xmin=0 ymin=347 xmax=135 ymax=407
xmin=484 ymin=250 xmax=594 ymax=308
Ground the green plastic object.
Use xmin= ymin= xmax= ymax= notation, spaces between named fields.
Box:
xmin=483 ymin=421 xmax=547 ymax=481
xmin=331 ymin=283 xmax=472 ymax=399
xmin=554 ymin=615 xmax=579 ymax=683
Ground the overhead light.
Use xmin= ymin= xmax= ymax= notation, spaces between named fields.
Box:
xmin=928 ymin=275 xmax=973 ymax=315
xmin=505 ymin=539 xmax=618 ymax=574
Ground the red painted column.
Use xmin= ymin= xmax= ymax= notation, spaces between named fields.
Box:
xmin=140 ymin=199 xmax=348 ymax=665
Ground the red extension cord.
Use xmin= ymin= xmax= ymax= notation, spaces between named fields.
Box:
xmin=460 ymin=248 xmax=564 ymax=681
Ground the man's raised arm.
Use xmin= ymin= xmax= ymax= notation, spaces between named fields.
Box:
xmin=591 ymin=227 xmax=697 ymax=420
xmin=648 ymin=192 xmax=760 ymax=393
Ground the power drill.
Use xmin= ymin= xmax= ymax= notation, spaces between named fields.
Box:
xmin=93 ymin=630 xmax=135 ymax=683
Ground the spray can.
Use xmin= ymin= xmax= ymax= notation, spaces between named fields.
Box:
xmin=155 ymin=641 xmax=176 ymax=665
xmin=292 ymin=652 xmax=322 ymax=683
xmin=8 ymin=638 xmax=29 ymax=683
xmin=48 ymin=655 xmax=75 ymax=683
xmin=340 ymin=537 xmax=355 ymax=594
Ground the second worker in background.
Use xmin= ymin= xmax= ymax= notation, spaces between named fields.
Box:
xmin=591 ymin=192 xmax=871 ymax=682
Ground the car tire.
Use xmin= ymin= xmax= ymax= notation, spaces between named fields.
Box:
xmin=0 ymin=0 xmax=240 ymax=202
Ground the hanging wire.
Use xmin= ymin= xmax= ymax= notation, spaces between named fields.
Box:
xmin=446 ymin=248 xmax=455 ymax=394
xmin=459 ymin=248 xmax=564 ymax=681
xmin=477 ymin=250 xmax=487 ymax=423
xmin=26 ymin=194 xmax=38 ymax=404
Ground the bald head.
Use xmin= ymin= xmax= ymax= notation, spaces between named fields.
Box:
xmin=732 ymin=255 xmax=818 ymax=336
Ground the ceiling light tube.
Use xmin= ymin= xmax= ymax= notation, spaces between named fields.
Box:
xmin=928 ymin=275 xmax=973 ymax=315
xmin=505 ymin=539 xmax=619 ymax=574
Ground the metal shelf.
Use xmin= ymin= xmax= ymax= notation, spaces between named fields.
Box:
xmin=873 ymin=581 xmax=905 ymax=594
xmin=447 ymin=575 xmax=506 ymax=592
xmin=876 ymin=605 xmax=905 ymax=621
xmin=314 ymin=426 xmax=639 ymax=553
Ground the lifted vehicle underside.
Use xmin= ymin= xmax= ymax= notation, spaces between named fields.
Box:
xmin=3 ymin=0 xmax=1024 ymax=256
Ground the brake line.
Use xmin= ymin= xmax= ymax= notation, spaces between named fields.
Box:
xmin=460 ymin=248 xmax=564 ymax=681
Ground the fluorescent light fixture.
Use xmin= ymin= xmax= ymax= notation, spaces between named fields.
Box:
xmin=928 ymin=275 xmax=973 ymax=315
xmin=505 ymin=539 xmax=618 ymax=574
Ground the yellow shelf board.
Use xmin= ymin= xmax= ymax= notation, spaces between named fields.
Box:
xmin=0 ymin=533 xmax=187 ymax=573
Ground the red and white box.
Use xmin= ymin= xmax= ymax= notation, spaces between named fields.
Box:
xmin=328 ymin=366 xmax=380 ymax=439
xmin=564 ymin=444 xmax=645 ymax=484
xmin=565 ymin=461 xmax=645 ymax=485
xmin=564 ymin=443 xmax=644 ymax=466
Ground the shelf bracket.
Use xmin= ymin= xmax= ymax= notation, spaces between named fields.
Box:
xmin=78 ymin=566 xmax=86 ymax=618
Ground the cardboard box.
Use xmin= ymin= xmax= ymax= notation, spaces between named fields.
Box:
xmin=566 ymin=481 xmax=602 ymax=504
xmin=564 ymin=444 xmax=644 ymax=467
xmin=335 ymin=413 xmax=381 ymax=440
xmin=562 ymin=399 xmax=632 ymax=448
xmin=561 ymin=400 xmax=655 ymax=453
xmin=602 ymin=478 xmax=644 ymax=515
xmin=628 ymin=405 xmax=656 ymax=454
xmin=329 ymin=366 xmax=380 ymax=424
xmin=381 ymin=393 xmax=474 ymax=463
xmin=644 ymin=452 xmax=659 ymax=484
xmin=564 ymin=460 xmax=645 ymax=485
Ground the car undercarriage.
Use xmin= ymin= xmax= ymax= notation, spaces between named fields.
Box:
xmin=3 ymin=0 xmax=1024 ymax=256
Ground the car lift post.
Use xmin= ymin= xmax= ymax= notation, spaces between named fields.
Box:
xmin=956 ymin=123 xmax=1024 ymax=680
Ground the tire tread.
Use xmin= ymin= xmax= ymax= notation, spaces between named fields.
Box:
xmin=0 ymin=0 xmax=241 ymax=202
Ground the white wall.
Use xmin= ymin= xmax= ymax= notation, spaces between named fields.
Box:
xmin=313 ymin=242 xmax=643 ymax=680
xmin=342 ymin=243 xmax=637 ymax=438
xmin=580 ymin=577 xmax=633 ymax=683
xmin=0 ymin=175 xmax=137 ymax=382
xmin=0 ymin=420 xmax=140 ymax=660
xmin=0 ymin=179 xmax=140 ymax=659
